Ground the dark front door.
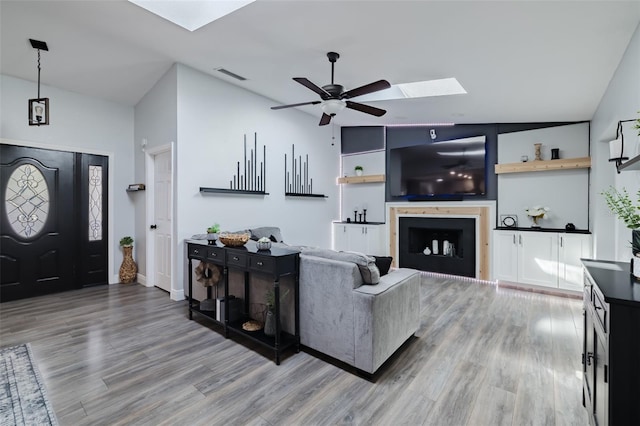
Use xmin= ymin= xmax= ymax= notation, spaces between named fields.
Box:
xmin=0 ymin=145 xmax=108 ymax=302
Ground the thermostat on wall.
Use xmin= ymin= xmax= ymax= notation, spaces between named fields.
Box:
xmin=500 ymin=214 xmax=518 ymax=228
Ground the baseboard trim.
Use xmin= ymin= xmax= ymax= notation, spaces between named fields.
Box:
xmin=137 ymin=273 xmax=153 ymax=287
xmin=171 ymin=289 xmax=185 ymax=301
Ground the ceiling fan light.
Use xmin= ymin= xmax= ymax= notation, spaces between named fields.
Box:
xmin=321 ymin=99 xmax=346 ymax=115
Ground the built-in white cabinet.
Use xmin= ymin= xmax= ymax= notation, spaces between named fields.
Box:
xmin=493 ymin=230 xmax=592 ymax=291
xmin=332 ymin=223 xmax=385 ymax=255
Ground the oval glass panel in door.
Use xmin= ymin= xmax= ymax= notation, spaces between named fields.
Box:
xmin=5 ymin=164 xmax=50 ymax=238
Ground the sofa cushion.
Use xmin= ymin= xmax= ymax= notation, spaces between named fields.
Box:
xmin=373 ymin=256 xmax=393 ymax=276
xmin=249 ymin=226 xmax=284 ymax=243
xmin=301 ymin=247 xmax=380 ymax=284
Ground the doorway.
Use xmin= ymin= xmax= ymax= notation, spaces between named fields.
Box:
xmin=0 ymin=144 xmax=109 ymax=301
xmin=145 ymin=143 xmax=174 ymax=297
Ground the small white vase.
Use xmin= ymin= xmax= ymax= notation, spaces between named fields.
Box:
xmin=633 ymin=256 xmax=640 ymax=280
xmin=355 ymin=169 xmax=363 ymax=176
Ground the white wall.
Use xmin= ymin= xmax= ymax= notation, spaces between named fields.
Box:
xmin=0 ymin=74 xmax=135 ymax=282
xmin=174 ymin=64 xmax=340 ymax=299
xmin=591 ymin=23 xmax=640 ymax=261
xmin=497 ymin=122 xmax=590 ymax=229
xmin=134 ymin=65 xmax=178 ymax=276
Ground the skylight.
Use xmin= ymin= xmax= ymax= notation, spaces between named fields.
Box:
xmin=355 ymin=77 xmax=467 ymax=102
xmin=128 ymin=0 xmax=256 ymax=31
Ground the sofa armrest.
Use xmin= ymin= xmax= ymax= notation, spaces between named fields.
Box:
xmin=352 ymin=268 xmax=421 ymax=374
xmin=299 ymin=254 xmax=362 ymax=366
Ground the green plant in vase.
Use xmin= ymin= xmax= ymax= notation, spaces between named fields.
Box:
xmin=354 ymin=165 xmax=364 ymax=176
xmin=119 ymin=236 xmax=134 ymax=247
xmin=602 ymin=186 xmax=640 ymax=279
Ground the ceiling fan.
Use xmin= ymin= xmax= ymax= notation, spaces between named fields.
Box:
xmin=271 ymin=52 xmax=391 ymax=126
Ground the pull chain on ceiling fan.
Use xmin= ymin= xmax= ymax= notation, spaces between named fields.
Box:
xmin=271 ymin=52 xmax=391 ymax=126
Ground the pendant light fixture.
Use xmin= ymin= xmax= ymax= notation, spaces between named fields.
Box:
xmin=28 ymin=38 xmax=49 ymax=126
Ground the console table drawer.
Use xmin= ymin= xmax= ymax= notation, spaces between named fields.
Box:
xmin=593 ymin=289 xmax=608 ymax=333
xmin=227 ymin=252 xmax=248 ymax=268
xmin=188 ymin=244 xmax=206 ymax=260
xmin=206 ymin=247 xmax=225 ymax=265
xmin=249 ymin=256 xmax=276 ymax=273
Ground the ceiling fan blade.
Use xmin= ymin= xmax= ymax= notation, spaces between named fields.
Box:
xmin=293 ymin=77 xmax=331 ymax=98
xmin=341 ymin=80 xmax=391 ymax=99
xmin=271 ymin=101 xmax=320 ymax=110
xmin=345 ymin=101 xmax=387 ymax=117
xmin=319 ymin=113 xmax=332 ymax=126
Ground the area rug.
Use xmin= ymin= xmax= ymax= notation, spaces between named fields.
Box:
xmin=0 ymin=343 xmax=58 ymax=426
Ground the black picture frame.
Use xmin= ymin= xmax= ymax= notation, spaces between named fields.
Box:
xmin=28 ymin=98 xmax=49 ymax=126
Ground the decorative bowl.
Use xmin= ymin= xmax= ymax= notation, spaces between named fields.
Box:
xmin=256 ymin=240 xmax=272 ymax=251
xmin=218 ymin=232 xmax=250 ymax=247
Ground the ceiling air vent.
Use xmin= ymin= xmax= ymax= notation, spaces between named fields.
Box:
xmin=215 ymin=67 xmax=247 ymax=81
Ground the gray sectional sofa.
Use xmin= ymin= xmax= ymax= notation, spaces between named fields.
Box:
xmin=239 ymin=227 xmax=421 ymax=374
xmin=297 ymin=247 xmax=421 ymax=374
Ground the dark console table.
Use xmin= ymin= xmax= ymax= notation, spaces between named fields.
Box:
xmin=186 ymin=239 xmax=300 ymax=364
xmin=581 ymin=259 xmax=640 ymax=426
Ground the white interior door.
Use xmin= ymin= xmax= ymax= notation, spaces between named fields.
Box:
xmin=153 ymin=150 xmax=172 ymax=292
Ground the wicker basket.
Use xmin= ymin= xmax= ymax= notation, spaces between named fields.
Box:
xmin=218 ymin=232 xmax=250 ymax=247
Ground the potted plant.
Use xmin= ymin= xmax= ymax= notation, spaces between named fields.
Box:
xmin=524 ymin=206 xmax=550 ymax=227
xmin=635 ymin=111 xmax=640 ymax=136
xmin=207 ymin=223 xmax=220 ymax=241
xmin=118 ymin=236 xmax=137 ymax=283
xmin=354 ymin=165 xmax=364 ymax=176
xmin=602 ymin=186 xmax=640 ymax=278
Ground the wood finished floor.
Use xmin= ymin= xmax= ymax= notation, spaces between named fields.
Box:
xmin=0 ymin=275 xmax=588 ymax=426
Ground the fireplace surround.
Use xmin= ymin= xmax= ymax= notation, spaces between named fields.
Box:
xmin=388 ymin=205 xmax=491 ymax=280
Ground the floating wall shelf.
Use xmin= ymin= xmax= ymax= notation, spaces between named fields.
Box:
xmin=494 ymin=157 xmax=591 ymax=174
xmin=285 ymin=192 xmax=328 ymax=198
xmin=337 ymin=174 xmax=386 ymax=184
xmin=200 ymin=187 xmax=268 ymax=195
xmin=617 ymin=154 xmax=640 ymax=172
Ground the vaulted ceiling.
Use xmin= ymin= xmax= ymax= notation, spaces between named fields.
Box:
xmin=1 ymin=1 xmax=638 ymax=126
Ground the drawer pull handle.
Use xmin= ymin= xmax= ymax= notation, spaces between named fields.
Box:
xmin=193 ymin=249 xmax=199 ymax=254
xmin=257 ymin=261 xmax=263 ymax=266
xmin=211 ymin=253 xmax=217 ymax=257
xmin=595 ymin=306 xmax=603 ymax=310
xmin=233 ymin=256 xmax=239 ymax=261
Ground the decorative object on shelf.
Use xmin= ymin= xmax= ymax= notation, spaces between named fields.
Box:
xmin=423 ymin=246 xmax=431 ymax=255
xmin=635 ymin=111 xmax=640 ymax=136
xmin=521 ymin=155 xmax=528 ymax=162
xmin=28 ymin=39 xmax=49 ymax=126
xmin=202 ymin=133 xmax=267 ymax=194
xmin=218 ymin=232 xmax=250 ymax=247
xmin=500 ymin=214 xmax=518 ymax=228
xmin=256 ymin=237 xmax=272 ymax=250
xmin=284 ymin=144 xmax=327 ymax=197
xmin=354 ymin=165 xmax=364 ymax=176
xmin=601 ymin=186 xmax=640 ymax=278
xmin=551 ymin=148 xmax=560 ymax=160
xmin=126 ymin=183 xmax=145 ymax=192
xmin=242 ymin=320 xmax=262 ymax=332
xmin=118 ymin=236 xmax=137 ymax=283
xmin=432 ymin=239 xmax=438 ymax=255
xmin=534 ymin=143 xmax=542 ymax=161
xmin=206 ymin=223 xmax=220 ymax=242
xmin=608 ymin=118 xmax=640 ymax=173
xmin=195 ymin=261 xmax=222 ymax=287
xmin=525 ymin=206 xmax=550 ymax=227
xmin=264 ymin=288 xmax=289 ymax=337
xmin=565 ymin=223 xmax=576 ymax=231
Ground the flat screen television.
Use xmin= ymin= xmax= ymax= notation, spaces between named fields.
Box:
xmin=389 ymin=135 xmax=486 ymax=200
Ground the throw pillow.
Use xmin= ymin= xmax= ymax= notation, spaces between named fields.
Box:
xmin=373 ymin=256 xmax=393 ymax=276
xmin=301 ymin=248 xmax=380 ymax=284
xmin=250 ymin=226 xmax=284 ymax=243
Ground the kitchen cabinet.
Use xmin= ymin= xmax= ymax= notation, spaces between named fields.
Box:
xmin=493 ymin=229 xmax=591 ymax=290
xmin=332 ymin=222 xmax=385 ymax=255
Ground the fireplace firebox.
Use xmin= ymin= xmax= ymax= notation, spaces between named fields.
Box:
xmin=399 ymin=217 xmax=476 ymax=277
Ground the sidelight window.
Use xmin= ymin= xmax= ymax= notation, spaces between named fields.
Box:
xmin=88 ymin=165 xmax=102 ymax=241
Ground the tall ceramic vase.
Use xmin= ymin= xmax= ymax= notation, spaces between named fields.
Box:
xmin=119 ymin=245 xmax=138 ymax=283
xmin=264 ymin=310 xmax=276 ymax=337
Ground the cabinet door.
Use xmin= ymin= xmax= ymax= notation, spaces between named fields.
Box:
xmin=594 ymin=332 xmax=608 ymax=426
xmin=558 ymin=234 xmax=592 ymax=291
xmin=519 ymin=232 xmax=559 ymax=288
xmin=332 ymin=223 xmax=349 ymax=252
xmin=364 ymin=225 xmax=385 ymax=255
xmin=493 ymin=230 xmax=519 ymax=282
xmin=346 ymin=225 xmax=369 ymax=254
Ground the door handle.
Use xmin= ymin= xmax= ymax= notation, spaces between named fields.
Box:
xmin=586 ymin=352 xmax=594 ymax=366
xmin=150 ymin=224 xmax=157 ymax=229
